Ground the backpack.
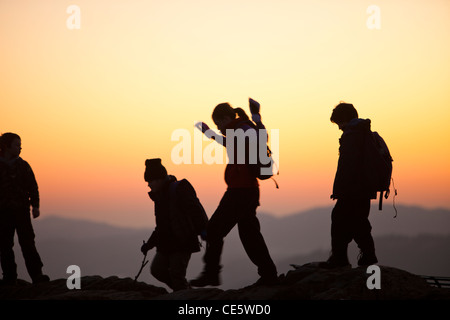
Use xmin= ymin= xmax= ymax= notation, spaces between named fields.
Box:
xmin=168 ymin=179 xmax=208 ymax=243
xmin=363 ymin=130 xmax=397 ymax=215
xmin=245 ymin=121 xmax=279 ymax=188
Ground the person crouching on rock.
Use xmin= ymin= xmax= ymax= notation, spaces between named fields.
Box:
xmin=140 ymin=158 xmax=208 ymax=291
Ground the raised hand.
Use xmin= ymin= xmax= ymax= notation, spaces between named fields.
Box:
xmin=195 ymin=121 xmax=211 ymax=133
xmin=249 ymin=98 xmax=260 ymax=114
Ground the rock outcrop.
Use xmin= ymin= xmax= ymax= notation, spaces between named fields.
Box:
xmin=1 ymin=264 xmax=449 ymax=300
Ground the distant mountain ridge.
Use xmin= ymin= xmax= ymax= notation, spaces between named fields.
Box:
xmin=11 ymin=204 xmax=450 ymax=290
xmin=34 ymin=203 xmax=450 ymax=239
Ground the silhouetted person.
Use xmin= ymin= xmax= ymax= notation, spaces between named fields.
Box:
xmin=141 ymin=158 xmax=208 ymax=291
xmin=190 ymin=99 xmax=278 ymax=287
xmin=0 ymin=133 xmax=49 ymax=285
xmin=325 ymin=103 xmax=378 ymax=268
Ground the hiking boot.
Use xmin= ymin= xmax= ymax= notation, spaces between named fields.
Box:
xmin=189 ymin=271 xmax=221 ymax=287
xmin=32 ymin=274 xmax=50 ymax=284
xmin=357 ymin=252 xmax=378 ymax=267
xmin=320 ymin=255 xmax=351 ymax=269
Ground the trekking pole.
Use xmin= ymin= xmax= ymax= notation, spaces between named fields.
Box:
xmin=134 ymin=241 xmax=149 ymax=282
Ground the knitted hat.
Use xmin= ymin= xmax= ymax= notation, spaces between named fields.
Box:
xmin=144 ymin=158 xmax=167 ymax=182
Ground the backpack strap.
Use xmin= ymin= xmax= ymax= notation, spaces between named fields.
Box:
xmin=379 ymin=184 xmax=398 ymax=218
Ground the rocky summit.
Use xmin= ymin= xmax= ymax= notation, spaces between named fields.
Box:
xmin=1 ymin=264 xmax=449 ymax=300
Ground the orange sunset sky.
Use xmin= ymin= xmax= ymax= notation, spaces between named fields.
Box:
xmin=1 ymin=0 xmax=450 ymax=228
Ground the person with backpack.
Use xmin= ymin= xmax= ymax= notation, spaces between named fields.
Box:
xmin=141 ymin=158 xmax=208 ymax=291
xmin=325 ymin=102 xmax=379 ymax=268
xmin=190 ymin=99 xmax=278 ymax=287
xmin=0 ymin=132 xmax=50 ymax=285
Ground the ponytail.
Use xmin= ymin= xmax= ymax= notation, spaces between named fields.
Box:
xmin=234 ymin=107 xmax=249 ymax=121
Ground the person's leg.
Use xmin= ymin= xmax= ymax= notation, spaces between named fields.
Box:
xmin=237 ymin=188 xmax=277 ymax=283
xmin=203 ymin=191 xmax=242 ymax=272
xmin=168 ymin=251 xmax=192 ymax=291
xmin=190 ymin=191 xmax=240 ymax=287
xmin=328 ymin=198 xmax=352 ymax=267
xmin=0 ymin=210 xmax=18 ymax=284
xmin=352 ymin=198 xmax=378 ymax=266
xmin=151 ymin=251 xmax=172 ymax=288
xmin=15 ymin=211 xmax=47 ymax=283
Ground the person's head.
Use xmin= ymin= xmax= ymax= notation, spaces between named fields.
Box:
xmin=330 ymin=102 xmax=358 ymax=130
xmin=144 ymin=158 xmax=168 ymax=192
xmin=0 ymin=132 xmax=22 ymax=159
xmin=212 ymin=103 xmax=249 ymax=134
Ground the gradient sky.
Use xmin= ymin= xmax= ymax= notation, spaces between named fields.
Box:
xmin=1 ymin=0 xmax=449 ymax=228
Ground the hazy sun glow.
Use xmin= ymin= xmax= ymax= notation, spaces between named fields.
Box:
xmin=1 ymin=0 xmax=449 ymax=228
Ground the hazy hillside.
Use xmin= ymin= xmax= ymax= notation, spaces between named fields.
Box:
xmin=10 ymin=204 xmax=450 ymax=290
xmin=259 ymin=204 xmax=450 ymax=257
